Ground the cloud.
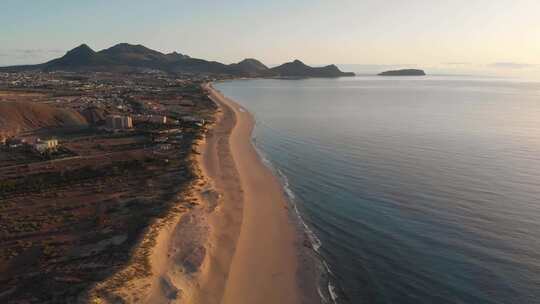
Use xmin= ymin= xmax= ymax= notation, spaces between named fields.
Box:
xmin=488 ymin=62 xmax=538 ymax=69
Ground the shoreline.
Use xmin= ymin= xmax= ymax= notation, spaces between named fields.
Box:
xmin=202 ymin=83 xmax=305 ymax=304
xmin=88 ymin=81 xmax=321 ymax=304
xmin=203 ymin=84 xmax=322 ymax=304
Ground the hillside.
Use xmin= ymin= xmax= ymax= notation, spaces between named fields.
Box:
xmin=0 ymin=101 xmax=88 ymax=136
xmin=0 ymin=43 xmax=355 ymax=77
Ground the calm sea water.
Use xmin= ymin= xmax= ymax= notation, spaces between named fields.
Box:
xmin=215 ymin=76 xmax=540 ymax=304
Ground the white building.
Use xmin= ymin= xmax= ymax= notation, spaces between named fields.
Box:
xmin=35 ymin=139 xmax=58 ymax=153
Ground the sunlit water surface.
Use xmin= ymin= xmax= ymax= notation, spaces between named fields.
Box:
xmin=216 ymin=76 xmax=540 ymax=304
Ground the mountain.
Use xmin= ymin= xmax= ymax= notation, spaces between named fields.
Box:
xmin=227 ymin=58 xmax=270 ymax=76
xmin=44 ymin=44 xmax=111 ymax=70
xmin=378 ymin=69 xmax=426 ymax=76
xmin=0 ymin=43 xmax=355 ymax=77
xmin=44 ymin=43 xmax=189 ymax=71
xmin=270 ymin=60 xmax=354 ymax=77
xmin=49 ymin=44 xmax=97 ymax=65
xmin=169 ymin=57 xmax=229 ymax=74
xmin=165 ymin=51 xmax=190 ymax=61
xmin=99 ymin=43 xmax=166 ymax=63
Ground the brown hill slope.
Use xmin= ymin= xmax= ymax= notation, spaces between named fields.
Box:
xmin=0 ymin=102 xmax=88 ymax=136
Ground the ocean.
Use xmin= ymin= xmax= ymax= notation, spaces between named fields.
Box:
xmin=215 ymin=76 xmax=540 ymax=304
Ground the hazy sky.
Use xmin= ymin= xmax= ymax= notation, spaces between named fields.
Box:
xmin=1 ymin=0 xmax=539 ymax=76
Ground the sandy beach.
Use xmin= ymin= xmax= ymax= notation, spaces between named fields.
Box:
xmin=200 ymin=83 xmax=302 ymax=304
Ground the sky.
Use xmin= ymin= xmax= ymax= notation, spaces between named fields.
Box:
xmin=1 ymin=0 xmax=539 ymax=77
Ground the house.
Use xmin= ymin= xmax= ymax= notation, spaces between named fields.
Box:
xmin=34 ymin=139 xmax=58 ymax=153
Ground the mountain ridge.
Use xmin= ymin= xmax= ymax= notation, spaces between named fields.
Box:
xmin=0 ymin=43 xmax=355 ymax=78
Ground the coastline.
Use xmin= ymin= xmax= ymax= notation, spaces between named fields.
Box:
xmin=87 ymin=81 xmax=321 ymax=304
xmin=202 ymin=82 xmax=307 ymax=304
xmin=206 ymin=82 xmax=326 ymax=304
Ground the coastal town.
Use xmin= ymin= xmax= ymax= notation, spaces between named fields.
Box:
xmin=0 ymin=70 xmax=223 ymax=302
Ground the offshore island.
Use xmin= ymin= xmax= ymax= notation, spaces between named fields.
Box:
xmin=0 ymin=43 xmax=353 ymax=303
xmin=378 ymin=69 xmax=426 ymax=76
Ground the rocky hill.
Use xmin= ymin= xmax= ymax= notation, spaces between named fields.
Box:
xmin=271 ymin=60 xmax=355 ymax=78
xmin=226 ymin=58 xmax=270 ymax=76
